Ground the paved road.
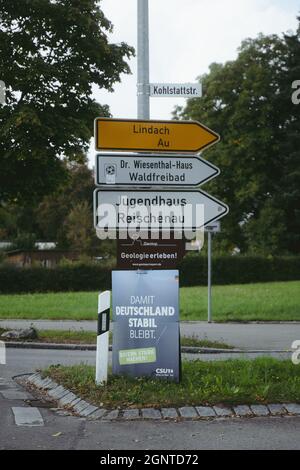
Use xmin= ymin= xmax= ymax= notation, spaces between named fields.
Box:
xmin=1 ymin=349 xmax=299 ymax=450
xmin=1 ymin=319 xmax=300 ymax=350
xmin=0 ymin=365 xmax=299 ymax=450
xmin=1 ymin=402 xmax=300 ymax=450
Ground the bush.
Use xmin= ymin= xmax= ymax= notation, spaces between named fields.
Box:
xmin=179 ymin=255 xmax=300 ymax=286
xmin=0 ymin=255 xmax=299 ymax=293
xmin=0 ymin=264 xmax=111 ymax=294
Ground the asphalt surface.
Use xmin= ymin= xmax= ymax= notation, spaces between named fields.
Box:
xmin=1 ymin=400 xmax=299 ymax=450
xmin=1 ymin=371 xmax=300 ymax=451
xmin=0 ymin=347 xmax=299 ymax=450
xmin=1 ymin=319 xmax=300 ymax=350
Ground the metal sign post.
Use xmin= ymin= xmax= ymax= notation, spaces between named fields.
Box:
xmin=205 ymin=222 xmax=221 ymax=323
xmin=207 ymin=231 xmax=212 ymax=323
xmin=137 ymin=0 xmax=150 ymax=119
xmin=92 ymin=1 xmax=229 ymax=383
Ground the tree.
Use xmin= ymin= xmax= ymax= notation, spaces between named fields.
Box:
xmin=63 ymin=201 xmax=94 ymax=253
xmin=175 ymin=20 xmax=300 ymax=254
xmin=0 ymin=0 xmax=134 ymax=203
xmin=36 ymin=162 xmax=95 ymax=245
xmin=35 ymin=162 xmax=115 ymax=256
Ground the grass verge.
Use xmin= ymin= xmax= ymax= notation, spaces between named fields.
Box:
xmin=43 ymin=358 xmax=300 ymax=408
xmin=0 ymin=328 xmax=232 ymax=349
xmin=0 ymin=281 xmax=299 ymax=322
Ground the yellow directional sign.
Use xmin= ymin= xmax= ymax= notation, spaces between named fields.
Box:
xmin=95 ymin=118 xmax=220 ymax=153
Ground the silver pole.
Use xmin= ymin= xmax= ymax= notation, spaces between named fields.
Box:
xmin=207 ymin=231 xmax=212 ymax=323
xmin=137 ymin=0 xmax=150 ymax=119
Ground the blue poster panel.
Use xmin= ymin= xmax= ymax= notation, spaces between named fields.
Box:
xmin=112 ymin=270 xmax=180 ymax=382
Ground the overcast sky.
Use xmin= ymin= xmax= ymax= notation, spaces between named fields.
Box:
xmin=89 ymin=0 xmax=299 ymax=165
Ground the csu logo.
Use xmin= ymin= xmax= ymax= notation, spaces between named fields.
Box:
xmin=291 ymin=340 xmax=300 ymax=365
xmin=156 ymin=368 xmax=174 ymax=376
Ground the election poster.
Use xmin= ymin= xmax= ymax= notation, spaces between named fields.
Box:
xmin=112 ymin=270 xmax=180 ymax=382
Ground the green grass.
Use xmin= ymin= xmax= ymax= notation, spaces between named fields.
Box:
xmin=0 ymin=281 xmax=299 ymax=322
xmin=0 ymin=328 xmax=232 ymax=349
xmin=181 ymin=281 xmax=300 ymax=322
xmin=43 ymin=358 xmax=300 ymax=408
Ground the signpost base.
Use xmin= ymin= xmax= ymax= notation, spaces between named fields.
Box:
xmin=96 ymin=291 xmax=110 ymax=385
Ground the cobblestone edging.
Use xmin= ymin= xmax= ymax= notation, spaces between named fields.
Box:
xmin=24 ymin=373 xmax=300 ymax=422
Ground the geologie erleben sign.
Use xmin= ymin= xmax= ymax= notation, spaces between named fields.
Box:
xmin=117 ymin=237 xmax=185 ymax=269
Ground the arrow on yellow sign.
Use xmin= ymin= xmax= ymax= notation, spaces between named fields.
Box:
xmin=95 ymin=118 xmax=220 ymax=153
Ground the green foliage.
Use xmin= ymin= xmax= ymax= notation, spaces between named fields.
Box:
xmin=0 ymin=255 xmax=299 ymax=294
xmin=0 ymin=263 xmax=111 ymax=293
xmin=10 ymin=232 xmax=37 ymax=250
xmin=175 ymin=20 xmax=300 ymax=255
xmin=0 ymin=163 xmax=115 ymax=257
xmin=180 ymin=254 xmax=300 ymax=286
xmin=64 ymin=201 xmax=95 ymax=254
xmin=0 ymin=0 xmax=134 ymax=203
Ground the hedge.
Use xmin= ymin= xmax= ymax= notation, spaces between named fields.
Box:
xmin=0 ymin=264 xmax=111 ymax=294
xmin=179 ymin=255 xmax=300 ymax=287
xmin=0 ymin=256 xmax=299 ymax=294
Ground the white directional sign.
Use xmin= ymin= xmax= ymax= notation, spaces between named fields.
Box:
xmin=95 ymin=154 xmax=220 ymax=187
xmin=94 ymin=189 xmax=229 ymax=231
xmin=150 ymin=83 xmax=202 ymax=98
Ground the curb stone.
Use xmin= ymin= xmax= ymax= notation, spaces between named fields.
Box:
xmin=123 ymin=409 xmax=140 ymax=420
xmin=22 ymin=374 xmax=300 ymax=422
xmin=3 ymin=341 xmax=291 ymax=354
xmin=213 ymin=406 xmax=233 ymax=417
xmin=102 ymin=410 xmax=120 ymax=421
xmin=284 ymin=404 xmax=300 ymax=415
xmin=161 ymin=408 xmax=178 ymax=419
xmin=73 ymin=400 xmax=91 ymax=414
xmin=179 ymin=407 xmax=198 ymax=419
xmin=268 ymin=404 xmax=287 ymax=415
xmin=89 ymin=408 xmax=108 ymax=420
xmin=233 ymin=405 xmax=253 ymax=416
xmin=142 ymin=408 xmax=162 ymax=420
xmin=196 ymin=406 xmax=216 ymax=417
xmin=250 ymin=405 xmax=270 ymax=416
xmin=58 ymin=392 xmax=78 ymax=407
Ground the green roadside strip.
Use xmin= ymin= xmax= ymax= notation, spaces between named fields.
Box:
xmin=0 ymin=281 xmax=299 ymax=322
xmin=0 ymin=328 xmax=233 ymax=350
xmin=43 ymin=358 xmax=300 ymax=409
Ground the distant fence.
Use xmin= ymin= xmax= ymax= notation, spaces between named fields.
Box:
xmin=0 ymin=255 xmax=299 ymax=294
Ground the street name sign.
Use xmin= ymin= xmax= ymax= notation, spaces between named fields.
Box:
xmin=150 ymin=83 xmax=202 ymax=98
xmin=95 ymin=153 xmax=220 ymax=187
xmin=205 ymin=221 xmax=221 ymax=233
xmin=95 ymin=118 xmax=220 ymax=153
xmin=93 ymin=189 xmax=229 ymax=231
